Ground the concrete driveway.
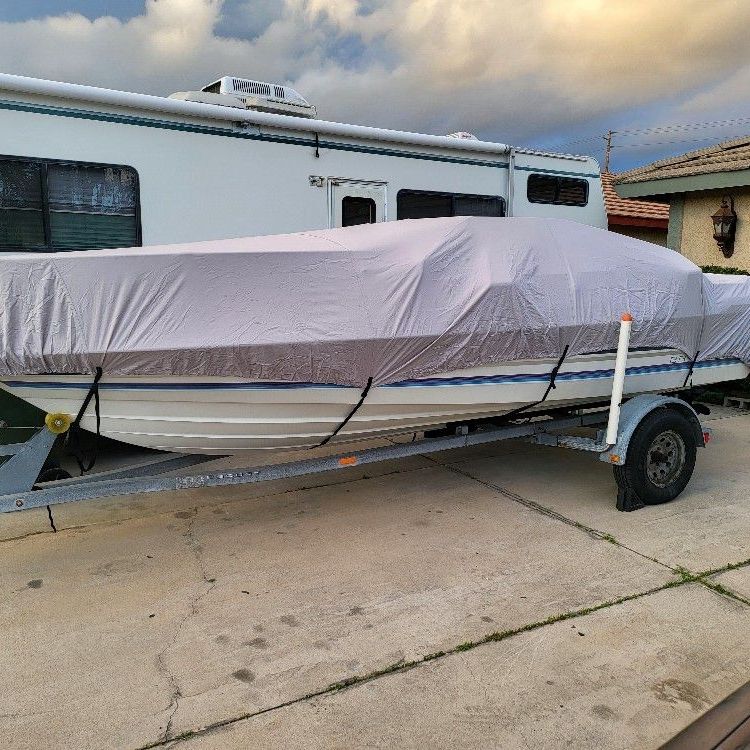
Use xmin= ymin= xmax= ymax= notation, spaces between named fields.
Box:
xmin=1 ymin=407 xmax=749 ymax=749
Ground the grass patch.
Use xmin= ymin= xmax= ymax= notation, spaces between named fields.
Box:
xmin=673 ymin=565 xmax=699 ymax=582
xmin=700 ymin=557 xmax=750 ymax=578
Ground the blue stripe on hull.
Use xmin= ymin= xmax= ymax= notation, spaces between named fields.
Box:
xmin=386 ymin=358 xmax=742 ymax=388
xmin=1 ymin=358 xmax=743 ymax=392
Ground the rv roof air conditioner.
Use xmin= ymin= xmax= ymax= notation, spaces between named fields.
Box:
xmin=169 ymin=76 xmax=316 ymax=118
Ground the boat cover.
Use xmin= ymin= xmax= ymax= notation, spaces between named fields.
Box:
xmin=1 ymin=217 xmax=748 ymax=385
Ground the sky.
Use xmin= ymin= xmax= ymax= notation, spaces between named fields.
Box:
xmin=1 ymin=0 xmax=750 ymax=171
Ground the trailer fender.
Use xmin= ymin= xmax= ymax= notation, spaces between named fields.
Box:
xmin=598 ymin=394 xmax=706 ymax=466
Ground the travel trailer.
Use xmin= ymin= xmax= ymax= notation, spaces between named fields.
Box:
xmin=0 ymin=73 xmax=606 ymax=252
xmin=0 ymin=72 xmax=606 ymax=432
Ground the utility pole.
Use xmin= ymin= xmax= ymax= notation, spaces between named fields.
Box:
xmin=603 ymin=130 xmax=614 ymax=173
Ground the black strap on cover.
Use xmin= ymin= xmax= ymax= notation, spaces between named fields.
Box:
xmin=314 ymin=133 xmax=320 ymax=158
xmin=317 ymin=376 xmax=373 ymax=447
xmin=539 ymin=344 xmax=570 ymax=402
xmin=682 ymin=350 xmax=700 ymax=388
xmin=67 ymin=367 xmax=103 ymax=474
xmin=492 ymin=344 xmax=571 ymax=424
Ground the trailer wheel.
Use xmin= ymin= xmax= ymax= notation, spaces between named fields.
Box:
xmin=613 ymin=409 xmax=697 ymax=505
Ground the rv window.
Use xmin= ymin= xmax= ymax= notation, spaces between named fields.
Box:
xmin=47 ymin=165 xmax=139 ymax=249
xmin=0 ymin=160 xmax=45 ymax=249
xmin=453 ymin=195 xmax=505 ymax=217
xmin=527 ymin=174 xmax=588 ymax=207
xmin=397 ymin=190 xmax=504 ymax=220
xmin=0 ymin=156 xmax=141 ymax=251
xmin=342 ymin=196 xmax=376 ymax=226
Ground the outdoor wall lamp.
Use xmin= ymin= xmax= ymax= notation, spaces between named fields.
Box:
xmin=711 ymin=195 xmax=737 ymax=258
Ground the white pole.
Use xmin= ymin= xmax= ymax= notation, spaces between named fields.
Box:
xmin=606 ymin=313 xmax=633 ymax=446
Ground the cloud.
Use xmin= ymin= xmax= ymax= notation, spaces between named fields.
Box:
xmin=0 ymin=0 xmax=749 ymax=157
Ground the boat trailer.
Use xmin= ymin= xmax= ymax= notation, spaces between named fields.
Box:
xmin=0 ymin=316 xmax=711 ymax=515
xmin=0 ymin=393 xmax=710 ymax=516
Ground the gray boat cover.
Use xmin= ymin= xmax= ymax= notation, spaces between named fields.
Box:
xmin=1 ymin=217 xmax=748 ymax=385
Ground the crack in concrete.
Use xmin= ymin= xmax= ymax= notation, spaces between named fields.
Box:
xmin=699 ymin=556 xmax=750 ymax=579
xmin=155 ymin=639 xmax=183 ymax=744
xmin=155 ymin=512 xmax=217 ymax=744
xmin=0 ymin=528 xmax=55 ymax=544
xmin=0 ymin=709 xmax=52 ymax=719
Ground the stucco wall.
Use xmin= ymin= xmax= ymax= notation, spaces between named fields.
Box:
xmin=609 ymin=225 xmax=667 ymax=246
xmin=679 ymin=187 xmax=750 ymax=271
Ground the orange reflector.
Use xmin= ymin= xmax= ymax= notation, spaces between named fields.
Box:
xmin=339 ymin=456 xmax=358 ymax=466
xmin=609 ymin=455 xmax=621 ymax=464
xmin=621 ymin=312 xmax=633 ymax=322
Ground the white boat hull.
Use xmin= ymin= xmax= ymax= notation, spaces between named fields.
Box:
xmin=0 ymin=351 xmax=746 ymax=454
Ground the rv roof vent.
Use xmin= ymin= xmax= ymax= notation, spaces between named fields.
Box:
xmin=200 ymin=76 xmax=316 ymax=118
xmin=231 ymin=78 xmax=271 ymax=97
xmin=447 ymin=131 xmax=479 ymax=140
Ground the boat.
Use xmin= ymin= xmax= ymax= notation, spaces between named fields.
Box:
xmin=1 ymin=217 xmax=748 ymax=454
xmin=1 ymin=352 xmax=746 ymax=454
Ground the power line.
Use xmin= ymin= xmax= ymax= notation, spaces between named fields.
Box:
xmin=556 ymin=134 xmax=606 ymax=149
xmin=549 ymin=113 xmax=750 ymax=155
xmin=612 ymin=134 xmax=741 ymax=150
xmin=614 ymin=115 xmax=750 ymax=137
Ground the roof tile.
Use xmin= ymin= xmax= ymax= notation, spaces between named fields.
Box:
xmin=602 ymin=172 xmax=669 ymax=221
xmin=615 ymin=135 xmax=750 ymax=184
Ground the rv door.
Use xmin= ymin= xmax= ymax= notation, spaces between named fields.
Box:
xmin=329 ymin=179 xmax=387 ymax=228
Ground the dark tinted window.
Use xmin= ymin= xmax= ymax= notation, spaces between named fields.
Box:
xmin=527 ymin=174 xmax=588 ymax=206
xmin=397 ymin=190 xmax=504 ymax=220
xmin=342 ymin=196 xmax=376 ymax=227
xmin=0 ymin=160 xmax=45 ymax=249
xmin=0 ymin=156 xmax=140 ymax=251
xmin=453 ymin=195 xmax=506 ymax=217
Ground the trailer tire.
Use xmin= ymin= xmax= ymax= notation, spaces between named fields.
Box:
xmin=613 ymin=409 xmax=697 ymax=505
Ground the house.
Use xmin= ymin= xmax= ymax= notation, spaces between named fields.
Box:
xmin=601 ymin=172 xmax=668 ymax=245
xmin=614 ymin=136 xmax=750 ymax=271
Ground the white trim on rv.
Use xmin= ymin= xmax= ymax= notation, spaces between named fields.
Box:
xmin=0 ymin=72 xmax=516 ymax=157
